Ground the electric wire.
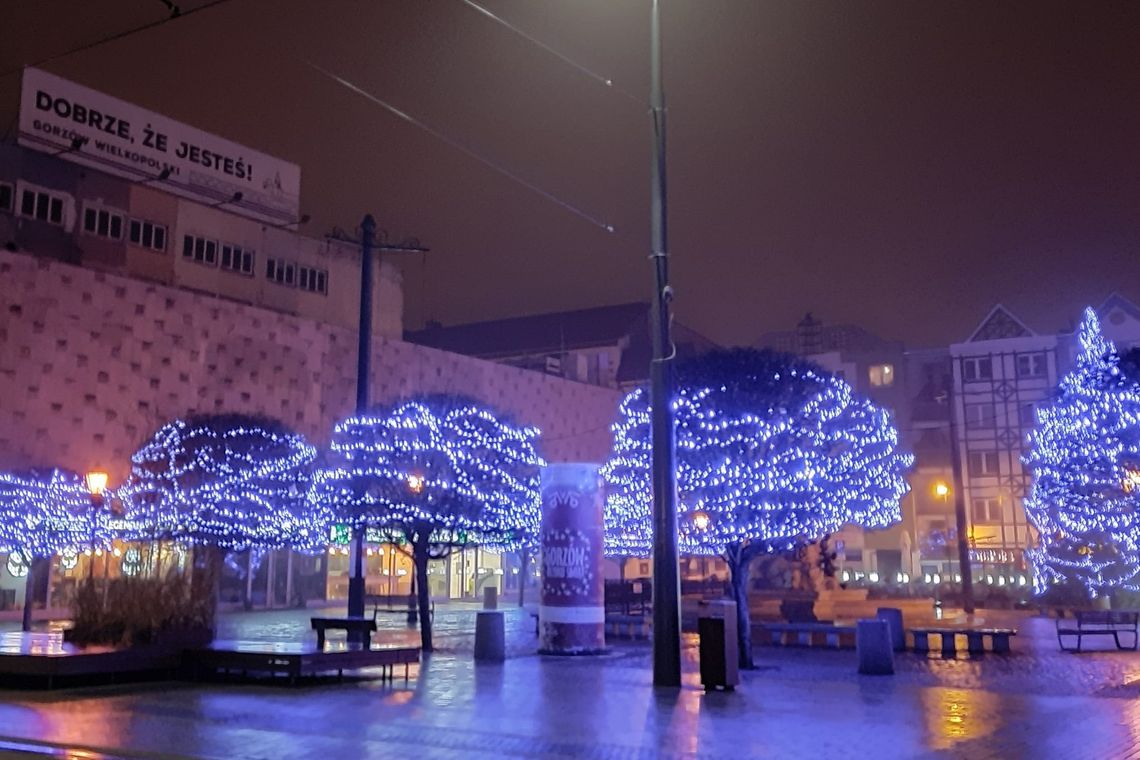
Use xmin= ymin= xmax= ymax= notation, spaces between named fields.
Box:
xmin=0 ymin=0 xmax=237 ymax=80
xmin=457 ymin=0 xmax=641 ymax=105
xmin=305 ymin=60 xmax=616 ymax=234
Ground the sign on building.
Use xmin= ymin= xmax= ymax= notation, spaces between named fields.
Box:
xmin=18 ymin=68 xmax=301 ymax=225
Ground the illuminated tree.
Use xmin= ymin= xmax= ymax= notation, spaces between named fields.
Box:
xmin=603 ymin=349 xmax=912 ymax=668
xmin=0 ymin=469 xmax=106 ymax=630
xmin=314 ymin=395 xmax=543 ymax=650
xmin=120 ymin=415 xmax=322 ymax=553
xmin=1025 ymin=308 xmax=1140 ymax=598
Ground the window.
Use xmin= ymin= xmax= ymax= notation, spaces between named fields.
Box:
xmin=297 ymin=265 xmax=328 ymax=294
xmin=128 ymin=219 xmax=167 ymax=252
xmin=868 ymin=364 xmax=895 ymax=387
xmin=81 ymin=205 xmax=125 ymax=240
xmin=968 ymin=451 xmax=1000 ymax=476
xmin=220 ymin=244 xmax=255 ymax=276
xmin=1016 ymin=352 xmax=1047 ymax=378
xmin=844 ymin=548 xmax=863 ymax=563
xmin=0 ymin=182 xmax=12 ymax=213
xmin=18 ymin=187 xmax=66 ymax=226
xmin=962 ymin=357 xmax=993 ymax=382
xmin=182 ymin=234 xmax=217 ymax=266
xmin=965 ymin=403 xmax=996 ymax=428
xmin=971 ymin=498 xmax=1002 ymax=523
xmin=266 ymin=257 xmax=296 ymax=287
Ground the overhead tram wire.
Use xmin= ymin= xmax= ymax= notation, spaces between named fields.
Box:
xmin=0 ymin=0 xmax=238 ymax=80
xmin=457 ymin=0 xmax=642 ymax=105
xmin=305 ymin=61 xmax=616 ymax=234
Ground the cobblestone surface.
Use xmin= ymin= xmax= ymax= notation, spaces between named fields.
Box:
xmin=0 ymin=606 xmax=1139 ymax=758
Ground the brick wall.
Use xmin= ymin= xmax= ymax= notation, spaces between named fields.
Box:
xmin=0 ymin=249 xmax=621 ymax=482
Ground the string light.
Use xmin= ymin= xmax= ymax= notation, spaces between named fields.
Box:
xmin=313 ymin=396 xmax=543 ymax=550
xmin=602 ymin=353 xmax=913 ymax=558
xmin=0 ymin=469 xmax=109 ymax=561
xmin=119 ymin=415 xmax=322 ymax=553
xmin=1025 ymin=308 xmax=1140 ymax=597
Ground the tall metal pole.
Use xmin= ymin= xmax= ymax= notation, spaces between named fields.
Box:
xmin=347 ymin=214 xmax=377 ymax=622
xmin=649 ymin=0 xmax=682 ymax=688
xmin=947 ymin=381 xmax=976 ymax=615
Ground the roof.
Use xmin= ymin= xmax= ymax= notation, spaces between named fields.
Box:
xmin=966 ymin=304 xmax=1034 ymax=342
xmin=405 ymin=302 xmax=651 ymax=359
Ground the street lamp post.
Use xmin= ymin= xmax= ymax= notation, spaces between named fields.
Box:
xmin=946 ymin=389 xmax=976 ymax=615
xmin=346 ymin=216 xmax=429 ymax=630
xmin=648 ymin=0 xmax=682 ymax=688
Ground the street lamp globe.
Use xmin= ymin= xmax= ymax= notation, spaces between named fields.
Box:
xmin=85 ymin=471 xmax=109 ymax=497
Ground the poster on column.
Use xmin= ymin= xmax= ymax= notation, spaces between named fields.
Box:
xmin=539 ymin=463 xmax=605 ymax=654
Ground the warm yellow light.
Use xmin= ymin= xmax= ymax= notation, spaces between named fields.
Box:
xmin=933 ymin=481 xmax=950 ymax=498
xmin=692 ymin=511 xmax=710 ymax=531
xmin=85 ymin=471 xmax=109 ymax=496
xmin=1124 ymin=468 xmax=1140 ymax=493
xmin=407 ymin=473 xmax=425 ymax=495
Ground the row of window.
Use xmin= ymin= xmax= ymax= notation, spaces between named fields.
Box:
xmin=962 ymin=353 xmax=1048 ymax=382
xmin=1 ymin=181 xmax=328 ymax=296
xmin=266 ymin=258 xmax=328 ymax=294
xmin=964 ymin=401 xmax=1037 ymax=429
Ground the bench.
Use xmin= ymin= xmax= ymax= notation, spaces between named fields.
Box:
xmin=1057 ymin=610 xmax=1139 ymax=652
xmin=606 ymin=614 xmax=651 ymax=640
xmin=310 ymin=616 xmax=377 ymax=650
xmin=760 ymin=623 xmax=857 ymax=649
xmin=365 ymin=593 xmax=433 ymax=621
xmin=910 ymin=627 xmax=1016 ymax=655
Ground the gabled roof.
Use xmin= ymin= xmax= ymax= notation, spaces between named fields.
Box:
xmin=405 ymin=302 xmax=651 ymax=359
xmin=966 ymin=304 xmax=1034 ymax=342
xmin=1099 ymin=292 xmax=1140 ymax=322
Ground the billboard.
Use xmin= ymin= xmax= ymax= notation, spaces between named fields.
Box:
xmin=18 ymin=68 xmax=301 ymax=225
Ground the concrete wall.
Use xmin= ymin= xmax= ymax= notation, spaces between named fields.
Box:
xmin=0 ymin=248 xmax=620 ymax=483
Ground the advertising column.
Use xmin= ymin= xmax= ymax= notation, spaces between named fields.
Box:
xmin=539 ymin=463 xmax=606 ymax=654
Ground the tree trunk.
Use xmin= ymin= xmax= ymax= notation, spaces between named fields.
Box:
xmin=285 ymin=549 xmax=295 ymax=607
xmin=412 ymin=526 xmax=434 ymax=651
xmin=244 ymin=551 xmax=255 ymax=610
xmin=726 ymin=543 xmax=755 ymax=670
xmin=518 ymin=548 xmax=529 ymax=608
xmin=414 ymin=549 xmax=432 ymax=651
xmin=619 ymin=556 xmax=626 ymax=583
xmin=20 ymin=558 xmax=35 ymax=632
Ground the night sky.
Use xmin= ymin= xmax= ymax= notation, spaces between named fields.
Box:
xmin=3 ymin=1 xmax=1139 ymax=348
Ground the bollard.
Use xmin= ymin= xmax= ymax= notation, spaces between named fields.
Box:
xmin=857 ymin=618 xmax=895 ymax=675
xmin=876 ymin=607 xmax=905 ymax=652
xmin=474 ymin=610 xmax=506 ymax=661
xmin=483 ymin=586 xmax=498 ymax=610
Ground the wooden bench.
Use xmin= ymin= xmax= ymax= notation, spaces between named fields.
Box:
xmin=760 ymin=623 xmax=857 ymax=649
xmin=1057 ymin=610 xmax=1139 ymax=652
xmin=910 ymin=627 xmax=1016 ymax=655
xmin=606 ymin=614 xmax=651 ymax=639
xmin=310 ymin=616 xmax=377 ymax=650
xmin=365 ymin=593 xmax=433 ymax=621
xmin=189 ymin=641 xmax=420 ymax=685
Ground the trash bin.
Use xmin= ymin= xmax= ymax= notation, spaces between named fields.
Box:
xmin=474 ymin=610 xmax=505 ymax=661
xmin=698 ymin=600 xmax=740 ymax=691
xmin=876 ymin=607 xmax=905 ymax=651
xmin=857 ymin=618 xmax=895 ymax=675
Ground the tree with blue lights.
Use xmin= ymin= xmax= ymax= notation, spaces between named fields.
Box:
xmin=603 ymin=349 xmax=912 ymax=668
xmin=120 ymin=414 xmax=321 ymax=618
xmin=121 ymin=415 xmax=321 ymax=553
xmin=1025 ymin=309 xmax=1140 ymax=599
xmin=0 ymin=469 xmax=106 ymax=630
xmin=314 ymin=395 xmax=543 ymax=650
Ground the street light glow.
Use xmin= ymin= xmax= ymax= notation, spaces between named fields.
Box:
xmin=933 ymin=481 xmax=949 ymax=498
xmin=85 ymin=471 xmax=109 ymax=496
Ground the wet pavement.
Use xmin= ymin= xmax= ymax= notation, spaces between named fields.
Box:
xmin=1 ymin=606 xmax=1139 ymax=758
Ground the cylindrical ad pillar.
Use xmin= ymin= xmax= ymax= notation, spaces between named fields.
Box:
xmin=539 ymin=463 xmax=606 ymax=654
